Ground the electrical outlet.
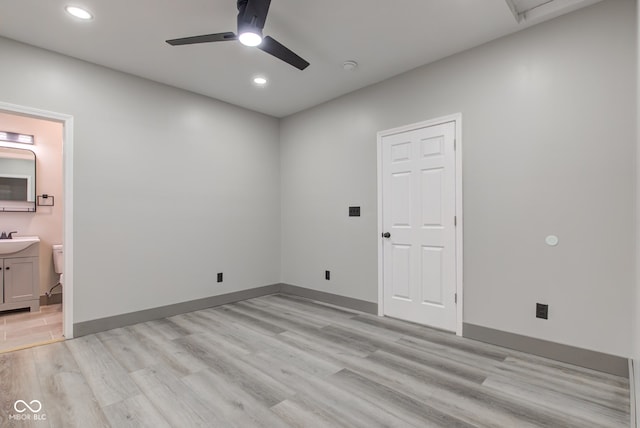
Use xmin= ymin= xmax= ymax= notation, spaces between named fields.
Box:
xmin=536 ymin=303 xmax=548 ymax=319
xmin=217 ymin=272 xmax=223 ymax=283
xmin=325 ymin=270 xmax=330 ymax=280
xmin=349 ymin=206 xmax=361 ymax=217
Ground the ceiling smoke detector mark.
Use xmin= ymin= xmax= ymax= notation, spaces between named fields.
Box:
xmin=343 ymin=60 xmax=358 ymax=72
xmin=504 ymin=0 xmax=594 ymax=23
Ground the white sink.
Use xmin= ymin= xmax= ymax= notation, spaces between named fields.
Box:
xmin=0 ymin=236 xmax=40 ymax=255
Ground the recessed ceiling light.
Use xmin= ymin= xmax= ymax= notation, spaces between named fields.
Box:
xmin=253 ymin=76 xmax=268 ymax=86
xmin=65 ymin=5 xmax=93 ymax=20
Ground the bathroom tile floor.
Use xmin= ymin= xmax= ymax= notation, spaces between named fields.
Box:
xmin=0 ymin=303 xmax=63 ymax=353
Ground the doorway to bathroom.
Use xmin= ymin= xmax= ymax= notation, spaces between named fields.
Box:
xmin=0 ymin=102 xmax=74 ymax=352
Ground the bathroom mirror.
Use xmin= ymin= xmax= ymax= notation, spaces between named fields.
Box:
xmin=0 ymin=147 xmax=36 ymax=212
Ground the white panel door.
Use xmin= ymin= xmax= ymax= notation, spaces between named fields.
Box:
xmin=381 ymin=121 xmax=457 ymax=331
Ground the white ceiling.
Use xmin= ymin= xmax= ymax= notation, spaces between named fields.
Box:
xmin=0 ymin=0 xmax=600 ymax=117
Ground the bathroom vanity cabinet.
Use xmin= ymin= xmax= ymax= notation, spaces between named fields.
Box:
xmin=0 ymin=243 xmax=40 ymax=313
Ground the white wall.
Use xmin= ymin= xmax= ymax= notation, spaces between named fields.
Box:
xmin=0 ymin=112 xmax=63 ymax=297
xmin=281 ymin=0 xmax=636 ymax=357
xmin=0 ymin=37 xmax=281 ymax=323
xmin=0 ymin=1 xmax=634 ymax=360
xmin=635 ymin=0 xmax=639 ymax=423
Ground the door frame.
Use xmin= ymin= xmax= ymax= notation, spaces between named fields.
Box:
xmin=377 ymin=113 xmax=463 ymax=336
xmin=0 ymin=101 xmax=74 ymax=339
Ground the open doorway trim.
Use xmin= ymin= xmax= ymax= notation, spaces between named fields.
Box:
xmin=0 ymin=101 xmax=74 ymax=339
xmin=377 ymin=113 xmax=463 ymax=336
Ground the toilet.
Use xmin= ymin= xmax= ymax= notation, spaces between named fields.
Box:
xmin=52 ymin=244 xmax=64 ymax=286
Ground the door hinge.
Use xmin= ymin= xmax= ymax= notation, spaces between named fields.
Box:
xmin=454 ymin=216 xmax=457 ymax=227
xmin=455 ymin=293 xmax=458 ymax=304
xmin=454 ymin=139 xmax=457 ymax=151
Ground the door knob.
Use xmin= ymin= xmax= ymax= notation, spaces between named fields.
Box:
xmin=382 ymin=232 xmax=391 ymax=238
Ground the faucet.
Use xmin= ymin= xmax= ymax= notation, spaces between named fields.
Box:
xmin=0 ymin=231 xmax=17 ymax=239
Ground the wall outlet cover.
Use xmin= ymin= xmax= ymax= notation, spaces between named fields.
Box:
xmin=545 ymin=235 xmax=559 ymax=246
xmin=536 ymin=303 xmax=548 ymax=319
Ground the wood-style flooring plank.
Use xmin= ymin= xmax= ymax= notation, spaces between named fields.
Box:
xmin=328 ymin=368 xmax=476 ymax=428
xmin=194 ymin=309 xmax=292 ymax=355
xmin=229 ymin=302 xmax=379 ymax=356
xmin=399 ymin=334 xmax=629 ymax=413
xmin=66 ymin=335 xmax=141 ymax=407
xmin=212 ymin=305 xmax=287 ymax=336
xmin=367 ymin=350 xmax=607 ymax=428
xmin=143 ymin=318 xmax=191 ymax=341
xmin=125 ymin=322 xmax=209 ymax=377
xmin=273 ymin=331 xmax=521 ymax=427
xmin=181 ymin=368 xmax=291 ymax=428
xmin=252 ymin=296 xmax=404 ymax=342
xmin=102 ymin=394 xmax=171 ymax=428
xmin=34 ymin=342 xmax=110 ymax=428
xmin=244 ymin=353 xmax=413 ymax=428
xmin=482 ymin=373 xmax=629 ymax=427
xmin=247 ymin=298 xmax=337 ymax=328
xmin=175 ymin=333 xmax=296 ymax=407
xmin=321 ymin=323 xmax=488 ymax=384
xmin=503 ymin=354 xmax=630 ymax=390
xmin=97 ymin=327 xmax=159 ymax=373
xmin=0 ymin=294 xmax=629 ymax=428
xmin=271 ymin=399 xmax=344 ymax=428
xmin=269 ymin=294 xmax=360 ymax=317
xmin=188 ymin=310 xmax=276 ymax=355
xmin=353 ymin=313 xmax=510 ymax=361
xmin=129 ymin=364 xmax=224 ymax=427
xmin=232 ymin=300 xmax=332 ymax=331
xmin=0 ymin=349 xmax=46 ymax=428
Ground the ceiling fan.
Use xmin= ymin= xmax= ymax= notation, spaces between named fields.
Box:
xmin=166 ymin=0 xmax=310 ymax=71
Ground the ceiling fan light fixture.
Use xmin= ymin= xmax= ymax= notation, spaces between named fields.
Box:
xmin=165 ymin=0 xmax=310 ymax=70
xmin=239 ymin=31 xmax=263 ymax=47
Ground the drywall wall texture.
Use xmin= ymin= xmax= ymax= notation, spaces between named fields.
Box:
xmin=280 ymin=0 xmax=636 ymax=357
xmin=0 ymin=112 xmax=63 ymax=297
xmin=0 ymin=37 xmax=281 ymax=323
xmin=635 ymin=0 xmax=639 ymax=423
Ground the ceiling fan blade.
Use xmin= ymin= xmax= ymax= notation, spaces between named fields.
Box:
xmin=258 ymin=36 xmax=309 ymax=70
xmin=166 ymin=32 xmax=237 ymax=46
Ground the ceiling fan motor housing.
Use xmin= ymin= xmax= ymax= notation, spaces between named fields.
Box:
xmin=237 ymin=0 xmax=271 ymax=36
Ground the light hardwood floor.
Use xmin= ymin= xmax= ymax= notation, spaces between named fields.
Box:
xmin=0 ymin=304 xmax=63 ymax=354
xmin=0 ymin=294 xmax=630 ymax=427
